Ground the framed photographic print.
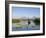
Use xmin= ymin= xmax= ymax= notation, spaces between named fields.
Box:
xmin=5 ymin=1 xmax=45 ymax=37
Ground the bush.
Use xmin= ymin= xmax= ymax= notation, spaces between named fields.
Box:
xmin=12 ymin=19 xmax=20 ymax=23
xmin=33 ymin=18 xmax=40 ymax=25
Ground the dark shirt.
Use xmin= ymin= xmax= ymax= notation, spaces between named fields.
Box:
xmin=28 ymin=21 xmax=30 ymax=25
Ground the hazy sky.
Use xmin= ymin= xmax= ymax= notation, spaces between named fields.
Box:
xmin=12 ymin=7 xmax=40 ymax=18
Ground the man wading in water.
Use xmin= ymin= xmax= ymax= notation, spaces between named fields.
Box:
xmin=27 ymin=18 xmax=31 ymax=30
xmin=28 ymin=19 xmax=30 ymax=25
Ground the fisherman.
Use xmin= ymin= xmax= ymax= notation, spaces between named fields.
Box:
xmin=27 ymin=18 xmax=31 ymax=30
xmin=28 ymin=19 xmax=30 ymax=25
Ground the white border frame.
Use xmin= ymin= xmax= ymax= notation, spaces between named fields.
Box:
xmin=9 ymin=4 xmax=43 ymax=35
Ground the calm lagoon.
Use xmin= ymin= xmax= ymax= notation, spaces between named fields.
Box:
xmin=12 ymin=21 xmax=40 ymax=31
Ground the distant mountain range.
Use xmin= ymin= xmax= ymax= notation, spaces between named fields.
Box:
xmin=12 ymin=16 xmax=40 ymax=19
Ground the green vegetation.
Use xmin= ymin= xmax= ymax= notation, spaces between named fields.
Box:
xmin=33 ymin=18 xmax=40 ymax=25
xmin=12 ymin=18 xmax=40 ymax=25
xmin=12 ymin=19 xmax=31 ymax=23
xmin=12 ymin=19 xmax=21 ymax=23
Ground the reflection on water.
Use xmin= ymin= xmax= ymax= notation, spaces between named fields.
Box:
xmin=12 ymin=21 xmax=40 ymax=31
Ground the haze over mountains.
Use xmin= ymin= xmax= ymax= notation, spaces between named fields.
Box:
xmin=12 ymin=16 xmax=40 ymax=20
